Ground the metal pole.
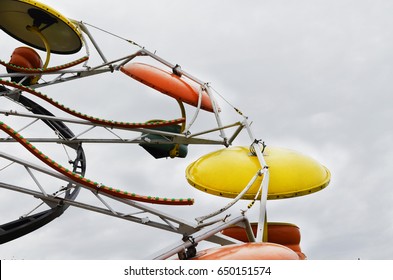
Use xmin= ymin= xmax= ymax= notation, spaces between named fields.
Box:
xmin=79 ymin=22 xmax=108 ymax=64
xmin=243 ymin=118 xmax=270 ymax=242
xmin=205 ymin=86 xmax=228 ymax=143
xmin=195 ymin=169 xmax=262 ymax=223
xmin=151 ymin=215 xmax=250 ymax=260
xmin=140 ymin=50 xmax=228 ymax=142
xmin=140 ymin=49 xmax=205 ymax=86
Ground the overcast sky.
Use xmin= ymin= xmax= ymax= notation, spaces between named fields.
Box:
xmin=1 ymin=0 xmax=393 ymax=260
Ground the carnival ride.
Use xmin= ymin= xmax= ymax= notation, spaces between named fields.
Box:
xmin=0 ymin=0 xmax=331 ymax=260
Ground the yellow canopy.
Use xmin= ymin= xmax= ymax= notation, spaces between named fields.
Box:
xmin=186 ymin=146 xmax=330 ymax=200
xmin=0 ymin=0 xmax=82 ymax=54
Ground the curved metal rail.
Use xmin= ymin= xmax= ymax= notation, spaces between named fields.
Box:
xmin=0 ymin=96 xmax=85 ymax=244
xmin=0 ymin=56 xmax=90 ymax=74
xmin=0 ymin=79 xmax=186 ymax=129
xmin=0 ymin=120 xmax=194 ymax=206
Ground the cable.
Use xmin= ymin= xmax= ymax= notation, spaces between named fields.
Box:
xmin=210 ymin=85 xmax=245 ymax=117
xmin=82 ymin=22 xmax=143 ymax=48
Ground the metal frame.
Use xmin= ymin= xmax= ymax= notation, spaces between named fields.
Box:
xmin=0 ymin=20 xmax=270 ymax=258
xmin=0 ymin=95 xmax=86 ymax=244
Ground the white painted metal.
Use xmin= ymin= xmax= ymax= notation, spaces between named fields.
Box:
xmin=0 ymin=15 xmax=272 ymax=258
xmin=195 ymin=169 xmax=262 ymax=224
